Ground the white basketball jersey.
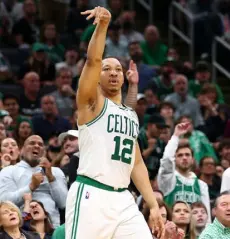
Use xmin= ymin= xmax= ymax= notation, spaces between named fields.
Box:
xmin=77 ymin=98 xmax=139 ymax=188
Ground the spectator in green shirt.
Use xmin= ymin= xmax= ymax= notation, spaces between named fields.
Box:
xmin=199 ymin=191 xmax=230 ymax=239
xmin=52 ymin=224 xmax=65 ymax=239
xmin=178 ymin=115 xmax=218 ymax=164
xmin=153 ymin=59 xmax=177 ymax=100
xmin=189 ymin=61 xmax=224 ymax=104
xmin=40 ymin=23 xmax=65 ymax=63
xmin=140 ymin=25 xmax=167 ymax=66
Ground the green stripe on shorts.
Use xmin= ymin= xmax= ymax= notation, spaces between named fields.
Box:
xmin=71 ymin=183 xmax=84 ymax=239
xmin=74 ymin=184 xmax=84 ymax=239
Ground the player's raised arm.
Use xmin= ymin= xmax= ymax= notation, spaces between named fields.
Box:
xmin=77 ymin=7 xmax=111 ymax=109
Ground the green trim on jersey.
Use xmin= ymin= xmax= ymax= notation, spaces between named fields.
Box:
xmin=71 ymin=183 xmax=84 ymax=239
xmin=164 ymin=176 xmax=201 ymax=207
xmin=77 ymin=175 xmax=127 ymax=192
xmin=86 ymin=98 xmax=108 ymax=127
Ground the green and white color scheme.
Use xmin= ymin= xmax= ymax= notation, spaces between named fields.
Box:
xmin=77 ymin=98 xmax=139 ymax=188
xmin=157 ymin=135 xmax=211 ymax=221
xmin=65 ymin=98 xmax=153 ymax=239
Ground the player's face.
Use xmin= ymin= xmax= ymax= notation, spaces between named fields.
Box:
xmin=100 ymin=58 xmax=124 ymax=95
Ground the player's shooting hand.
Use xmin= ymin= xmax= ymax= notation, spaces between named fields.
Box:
xmin=81 ymin=7 xmax=111 ymax=26
xmin=126 ymin=60 xmax=139 ymax=84
xmin=149 ymin=208 xmax=165 ymax=239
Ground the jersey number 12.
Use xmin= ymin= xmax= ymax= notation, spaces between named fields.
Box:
xmin=111 ymin=136 xmax=134 ymax=165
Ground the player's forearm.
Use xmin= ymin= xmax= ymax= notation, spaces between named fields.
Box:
xmin=87 ymin=22 xmax=109 ymax=62
xmin=124 ymin=83 xmax=138 ymax=109
xmin=131 ymin=160 xmax=159 ymax=210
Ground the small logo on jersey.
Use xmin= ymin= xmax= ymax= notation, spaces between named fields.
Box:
xmin=85 ymin=192 xmax=90 ymax=199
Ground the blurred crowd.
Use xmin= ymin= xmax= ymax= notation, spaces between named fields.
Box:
xmin=0 ymin=0 xmax=229 ymax=239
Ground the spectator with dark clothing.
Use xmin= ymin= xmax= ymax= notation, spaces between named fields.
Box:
xmin=159 ymin=101 xmax=175 ymax=133
xmin=108 ymin=0 xmax=124 ymax=22
xmin=224 ymin=119 xmax=230 ymax=138
xmin=13 ymin=118 xmax=33 ymax=149
xmin=67 ymin=0 xmax=90 ymax=36
xmin=143 ymin=85 xmax=159 ymax=115
xmin=218 ymin=139 xmax=230 ymax=170
xmin=138 ymin=114 xmax=167 ymax=179
xmin=32 ymin=95 xmax=72 ymax=142
xmin=18 ymin=43 xmax=56 ymax=84
xmin=0 ymin=135 xmax=68 ymax=228
xmin=198 ymin=84 xmax=229 ymax=142
xmin=50 ymin=67 xmax=74 ymax=119
xmin=58 ymin=130 xmax=79 ymax=187
xmin=119 ymin=11 xmax=144 ymax=43
xmin=19 ymin=72 xmax=42 ymax=117
xmin=128 ymin=41 xmax=156 ymax=93
xmin=39 ymin=23 xmax=65 ymax=63
xmin=135 ymin=94 xmax=148 ymax=129
xmin=199 ymin=157 xmax=221 ymax=203
xmin=39 ymin=0 xmax=70 ymax=33
xmin=23 ymin=195 xmax=54 ymax=238
xmin=2 ymin=94 xmax=28 ymax=136
xmin=12 ymin=0 xmax=42 ymax=46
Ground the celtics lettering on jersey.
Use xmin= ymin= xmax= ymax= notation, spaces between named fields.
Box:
xmin=78 ymin=98 xmax=139 ymax=188
xmin=164 ymin=176 xmax=201 ymax=207
xmin=107 ymin=112 xmax=139 ymax=165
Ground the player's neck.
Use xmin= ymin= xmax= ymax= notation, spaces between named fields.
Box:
xmin=103 ymin=91 xmax=122 ymax=105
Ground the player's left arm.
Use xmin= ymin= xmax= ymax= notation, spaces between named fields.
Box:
xmin=124 ymin=60 xmax=138 ymax=109
xmin=131 ymin=143 xmax=165 ymax=239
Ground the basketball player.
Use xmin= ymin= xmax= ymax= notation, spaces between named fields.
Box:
xmin=65 ymin=7 xmax=165 ymax=239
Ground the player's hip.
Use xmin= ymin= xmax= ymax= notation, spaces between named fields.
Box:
xmin=66 ymin=176 xmax=136 ymax=212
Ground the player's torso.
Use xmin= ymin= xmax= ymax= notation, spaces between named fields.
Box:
xmin=78 ymin=98 xmax=139 ymax=188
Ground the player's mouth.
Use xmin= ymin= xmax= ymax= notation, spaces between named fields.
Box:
xmin=109 ymin=78 xmax=118 ymax=85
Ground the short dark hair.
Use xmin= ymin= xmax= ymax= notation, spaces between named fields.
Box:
xmin=219 ymin=139 xmax=230 ymax=152
xmin=128 ymin=41 xmax=140 ymax=48
xmin=176 ymin=143 xmax=194 ymax=156
xmin=214 ymin=191 xmax=230 ymax=207
xmin=199 ymin=156 xmax=216 ymax=168
xmin=2 ymin=94 xmax=20 ymax=105
xmin=195 ymin=61 xmax=210 ymax=73
xmin=158 ymin=101 xmax=175 ymax=112
xmin=176 ymin=115 xmax=193 ymax=125
xmin=200 ymin=83 xmax=217 ymax=95
xmin=142 ymin=198 xmax=172 ymax=222
xmin=191 ymin=201 xmax=208 ymax=214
